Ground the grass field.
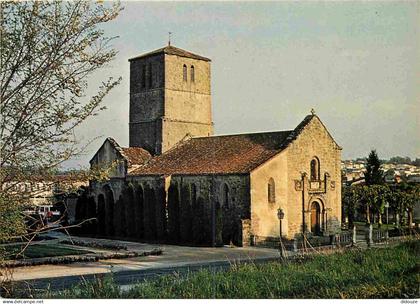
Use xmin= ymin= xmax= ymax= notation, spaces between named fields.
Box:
xmin=1 ymin=243 xmax=89 ymax=260
xmin=45 ymin=240 xmax=420 ymax=299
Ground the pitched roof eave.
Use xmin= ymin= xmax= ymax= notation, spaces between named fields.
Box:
xmin=89 ymin=137 xmax=121 ymax=165
xmin=128 ymin=45 xmax=211 ymax=62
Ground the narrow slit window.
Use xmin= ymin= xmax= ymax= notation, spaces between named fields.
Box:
xmin=191 ymin=184 xmax=197 ymax=205
xmin=148 ymin=63 xmax=153 ymax=88
xmin=223 ymin=184 xmax=229 ymax=209
xmin=268 ymin=178 xmax=275 ymax=203
xmin=183 ymin=64 xmax=187 ymax=82
xmin=310 ymin=157 xmax=320 ymax=180
xmin=141 ymin=65 xmax=146 ymax=89
xmin=190 ymin=65 xmax=195 ymax=82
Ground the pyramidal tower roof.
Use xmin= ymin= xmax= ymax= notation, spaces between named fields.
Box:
xmin=128 ymin=45 xmax=211 ymax=62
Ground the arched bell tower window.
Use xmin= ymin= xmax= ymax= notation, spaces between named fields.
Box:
xmin=190 ymin=65 xmax=195 ymax=82
xmin=268 ymin=178 xmax=275 ymax=203
xmin=310 ymin=157 xmax=320 ymax=181
xmin=183 ymin=64 xmax=187 ymax=82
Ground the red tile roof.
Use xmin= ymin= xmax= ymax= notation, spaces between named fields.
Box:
xmin=128 ymin=115 xmax=328 ymax=176
xmin=90 ymin=137 xmax=152 ymax=167
xmin=128 ymin=45 xmax=211 ymax=62
xmin=121 ymin=147 xmax=152 ymax=167
xmin=129 ymin=130 xmax=294 ymax=176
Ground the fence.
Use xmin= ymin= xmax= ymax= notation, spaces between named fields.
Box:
xmin=251 ymin=226 xmax=418 ymax=250
xmin=371 ymin=229 xmax=388 ymax=243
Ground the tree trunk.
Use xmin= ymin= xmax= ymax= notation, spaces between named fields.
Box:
xmin=408 ymin=209 xmax=413 ymax=228
xmin=366 ymin=205 xmax=370 ymax=224
xmin=378 ymin=212 xmax=382 ymax=228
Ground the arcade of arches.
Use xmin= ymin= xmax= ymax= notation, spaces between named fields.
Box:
xmin=75 ymin=176 xmax=250 ymax=246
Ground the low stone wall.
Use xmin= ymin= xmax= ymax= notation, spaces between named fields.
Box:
xmin=1 ymin=248 xmax=162 ymax=269
xmin=251 ymin=231 xmax=352 ymax=250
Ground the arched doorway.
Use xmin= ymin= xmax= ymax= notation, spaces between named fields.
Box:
xmin=86 ymin=197 xmax=97 ymax=235
xmin=103 ymin=185 xmax=115 ymax=237
xmin=97 ymin=194 xmax=106 ymax=236
xmin=135 ymin=185 xmax=144 ymax=239
xmin=117 ymin=195 xmax=126 ymax=237
xmin=167 ymin=183 xmax=180 ymax=242
xmin=311 ymin=201 xmax=321 ymax=235
xmin=126 ymin=186 xmax=136 ymax=238
xmin=144 ymin=185 xmax=157 ymax=240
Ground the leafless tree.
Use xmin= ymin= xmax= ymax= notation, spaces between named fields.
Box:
xmin=0 ymin=0 xmax=122 ymax=244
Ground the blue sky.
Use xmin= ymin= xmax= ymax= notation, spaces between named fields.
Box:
xmin=66 ymin=1 xmax=419 ymax=168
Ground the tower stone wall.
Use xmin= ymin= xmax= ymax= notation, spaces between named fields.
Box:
xmin=129 ymin=53 xmax=165 ymax=154
xmin=129 ymin=47 xmax=213 ymax=155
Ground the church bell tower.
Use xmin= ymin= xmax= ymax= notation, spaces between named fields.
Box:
xmin=128 ymin=45 xmax=213 ymax=155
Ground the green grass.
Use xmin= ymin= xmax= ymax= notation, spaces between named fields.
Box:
xmin=1 ymin=243 xmax=89 ymax=260
xmin=44 ymin=240 xmax=420 ymax=299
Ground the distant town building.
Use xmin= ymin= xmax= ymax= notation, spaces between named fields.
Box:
xmin=341 ymin=159 xmax=420 ymax=186
xmin=2 ymin=175 xmax=88 ymax=220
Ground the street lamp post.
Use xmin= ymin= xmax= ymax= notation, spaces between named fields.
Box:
xmin=384 ymin=202 xmax=389 ymax=242
xmin=277 ymin=208 xmax=285 ymax=258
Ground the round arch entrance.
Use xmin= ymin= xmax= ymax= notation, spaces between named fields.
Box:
xmin=97 ymin=194 xmax=106 ymax=236
xmin=103 ymin=185 xmax=115 ymax=237
xmin=311 ymin=201 xmax=321 ymax=235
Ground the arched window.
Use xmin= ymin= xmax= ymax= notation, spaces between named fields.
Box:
xmin=141 ymin=65 xmax=146 ymax=89
xmin=183 ymin=64 xmax=187 ymax=82
xmin=148 ymin=63 xmax=153 ymax=88
xmin=223 ymin=183 xmax=229 ymax=209
xmin=310 ymin=157 xmax=320 ymax=180
xmin=268 ymin=178 xmax=275 ymax=203
xmin=190 ymin=65 xmax=195 ymax=82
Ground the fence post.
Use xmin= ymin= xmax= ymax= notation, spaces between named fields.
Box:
xmin=292 ymin=238 xmax=298 ymax=252
xmin=368 ymin=224 xmax=373 ymax=247
xmin=352 ymin=226 xmax=357 ymax=246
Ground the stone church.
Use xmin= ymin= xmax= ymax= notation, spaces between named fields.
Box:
xmin=79 ymin=44 xmax=342 ymax=246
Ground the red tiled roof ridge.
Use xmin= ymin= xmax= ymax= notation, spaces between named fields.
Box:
xmin=192 ymin=129 xmax=294 ymax=140
xmin=128 ymin=45 xmax=211 ymax=62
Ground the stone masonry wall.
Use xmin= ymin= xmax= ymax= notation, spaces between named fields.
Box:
xmin=90 ymin=140 xmax=126 ymax=179
xmin=168 ymin=174 xmax=250 ymax=246
xmin=250 ymin=151 xmax=288 ymax=238
xmin=163 ymin=54 xmax=213 ymax=153
xmin=129 ymin=54 xmax=165 ymax=153
xmin=129 ymin=52 xmax=213 ymax=155
xmin=286 ymin=116 xmax=342 ymax=238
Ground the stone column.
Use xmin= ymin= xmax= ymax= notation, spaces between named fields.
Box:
xmin=352 ymin=226 xmax=357 ymax=246
xmin=368 ymin=224 xmax=373 ymax=247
